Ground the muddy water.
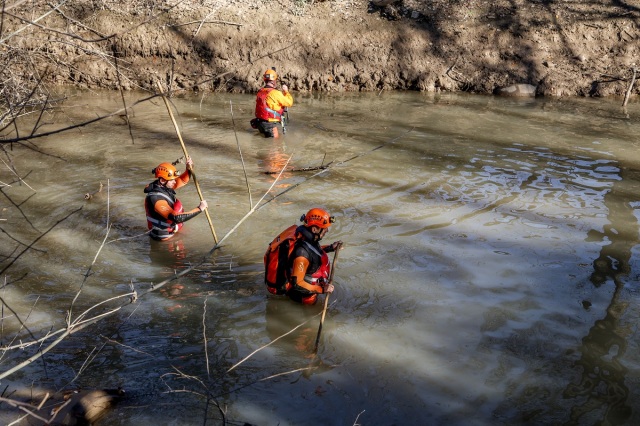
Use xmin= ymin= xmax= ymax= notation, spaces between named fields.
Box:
xmin=1 ymin=90 xmax=639 ymax=425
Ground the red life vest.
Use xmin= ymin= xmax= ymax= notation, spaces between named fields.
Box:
xmin=145 ymin=188 xmax=184 ymax=240
xmin=302 ymin=242 xmax=330 ymax=285
xmin=255 ymin=88 xmax=284 ymax=121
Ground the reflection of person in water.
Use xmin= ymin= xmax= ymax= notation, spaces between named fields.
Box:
xmin=263 ymin=145 xmax=292 ymax=181
xmin=563 ymin=162 xmax=635 ymax=425
xmin=587 ymin=167 xmax=637 ymax=287
xmin=148 ymin=236 xmax=188 ymax=299
xmin=566 ymin=166 xmax=636 ymax=424
xmin=563 ymin=301 xmax=631 ymax=424
xmin=265 ymin=297 xmax=329 ymax=358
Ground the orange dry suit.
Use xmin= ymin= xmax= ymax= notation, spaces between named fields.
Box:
xmin=287 ymin=226 xmax=333 ymax=305
xmin=255 ymin=87 xmax=293 ymax=123
xmin=144 ymin=172 xmax=202 ymax=241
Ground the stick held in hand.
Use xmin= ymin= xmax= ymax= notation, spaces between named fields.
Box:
xmin=155 ymin=80 xmax=218 ymax=244
xmin=314 ymin=243 xmax=342 ymax=353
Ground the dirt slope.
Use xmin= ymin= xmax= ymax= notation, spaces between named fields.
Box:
xmin=4 ymin=0 xmax=640 ymax=97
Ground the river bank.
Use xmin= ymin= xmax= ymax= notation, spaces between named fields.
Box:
xmin=2 ymin=0 xmax=640 ymax=100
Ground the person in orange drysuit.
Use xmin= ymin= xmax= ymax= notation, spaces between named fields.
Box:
xmin=144 ymin=157 xmax=208 ymax=241
xmin=251 ymin=68 xmax=293 ymax=138
xmin=287 ymin=208 xmax=342 ymax=305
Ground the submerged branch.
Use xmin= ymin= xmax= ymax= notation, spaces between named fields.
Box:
xmin=264 ymin=161 xmax=334 ymax=175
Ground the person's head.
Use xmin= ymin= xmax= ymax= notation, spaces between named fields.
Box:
xmin=263 ymin=68 xmax=278 ymax=86
xmin=153 ymin=162 xmax=180 ymax=189
xmin=300 ymin=208 xmax=335 ymax=241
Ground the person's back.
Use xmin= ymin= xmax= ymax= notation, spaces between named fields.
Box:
xmin=252 ymin=68 xmax=293 ymax=138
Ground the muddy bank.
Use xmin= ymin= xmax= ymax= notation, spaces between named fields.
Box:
xmin=3 ymin=0 xmax=640 ymax=97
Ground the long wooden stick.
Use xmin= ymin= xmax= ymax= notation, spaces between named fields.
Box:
xmin=313 ymin=244 xmax=342 ymax=353
xmin=155 ymin=80 xmax=218 ymax=244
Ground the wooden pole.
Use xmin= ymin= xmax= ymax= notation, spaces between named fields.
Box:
xmin=155 ymin=80 xmax=218 ymax=244
xmin=313 ymin=244 xmax=342 ymax=353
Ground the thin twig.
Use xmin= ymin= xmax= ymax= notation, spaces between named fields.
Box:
xmin=230 ymin=100 xmax=252 ymax=209
xmin=209 ymin=154 xmax=293 ymax=249
xmin=314 ymin=244 xmax=342 ymax=353
xmin=622 ymin=66 xmax=637 ymax=108
xmin=0 ymin=296 xmax=41 ymax=357
xmin=0 ymin=295 xmax=132 ymax=380
xmin=169 ymin=19 xmax=243 ymax=29
xmin=70 ymin=180 xmax=112 ymax=325
xmin=1 ymin=94 xmax=159 ymax=144
xmin=226 ymin=312 xmax=322 ymax=373
xmin=203 ymin=297 xmax=210 ymax=377
xmin=112 ymin=43 xmax=135 ymax=144
xmin=0 ymin=0 xmax=70 ymax=44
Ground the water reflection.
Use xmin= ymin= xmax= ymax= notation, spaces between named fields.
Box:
xmin=148 ymin=237 xmax=189 ymax=298
xmin=564 ymin=284 xmax=631 ymax=425
xmin=2 ymin=91 xmax=640 ymax=425
xmin=561 ymin=162 xmax=639 ymax=425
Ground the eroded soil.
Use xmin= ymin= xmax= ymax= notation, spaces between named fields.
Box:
xmin=4 ymin=0 xmax=640 ymax=97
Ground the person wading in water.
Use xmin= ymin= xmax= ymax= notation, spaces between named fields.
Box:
xmin=251 ymin=67 xmax=293 ymax=138
xmin=265 ymin=208 xmax=342 ymax=305
xmin=144 ymin=157 xmax=208 ymax=241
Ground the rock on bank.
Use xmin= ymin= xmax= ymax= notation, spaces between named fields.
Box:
xmin=4 ymin=0 xmax=640 ymax=97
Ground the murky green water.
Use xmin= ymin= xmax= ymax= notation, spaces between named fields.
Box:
xmin=1 ymin=90 xmax=639 ymax=425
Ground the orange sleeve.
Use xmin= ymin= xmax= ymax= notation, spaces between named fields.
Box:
xmin=290 ymin=256 xmax=324 ymax=294
xmin=173 ymin=170 xmax=191 ymax=190
xmin=154 ymin=199 xmax=174 ymax=219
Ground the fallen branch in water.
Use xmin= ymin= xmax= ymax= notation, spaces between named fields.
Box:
xmin=83 ymin=182 xmax=103 ymax=200
xmin=264 ymin=161 xmax=334 ymax=175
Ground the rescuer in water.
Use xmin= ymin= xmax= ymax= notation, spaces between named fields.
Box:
xmin=144 ymin=157 xmax=207 ymax=241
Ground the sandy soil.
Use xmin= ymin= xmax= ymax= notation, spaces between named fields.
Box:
xmin=4 ymin=0 xmax=640 ymax=97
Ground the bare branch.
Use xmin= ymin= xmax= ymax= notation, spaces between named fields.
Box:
xmin=0 ymin=0 xmax=71 ymax=44
xmin=168 ymin=19 xmax=243 ymax=29
xmin=226 ymin=312 xmax=321 ymax=373
xmin=230 ymin=100 xmax=252 ymax=209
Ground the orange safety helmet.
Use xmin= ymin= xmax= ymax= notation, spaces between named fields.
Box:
xmin=300 ymin=208 xmax=335 ymax=229
xmin=263 ymin=68 xmax=278 ymax=82
xmin=153 ymin=162 xmax=180 ymax=180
